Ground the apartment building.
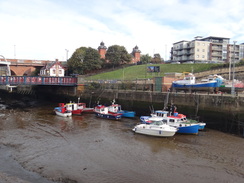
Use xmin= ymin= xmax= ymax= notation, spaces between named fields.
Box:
xmin=171 ymin=36 xmax=243 ymax=63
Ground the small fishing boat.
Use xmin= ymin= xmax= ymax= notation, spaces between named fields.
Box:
xmin=64 ymin=98 xmax=94 ymax=115
xmin=172 ymin=73 xmax=223 ymax=88
xmin=108 ymin=103 xmax=135 ymax=118
xmin=54 ymin=105 xmax=72 ymax=117
xmin=121 ymin=110 xmax=136 ymax=118
xmin=132 ymin=120 xmax=177 ymax=137
xmin=94 ymin=105 xmax=122 ymax=120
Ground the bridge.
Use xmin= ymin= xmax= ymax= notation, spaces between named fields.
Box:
xmin=0 ymin=58 xmax=66 ymax=76
xmin=0 ymin=76 xmax=77 ymax=86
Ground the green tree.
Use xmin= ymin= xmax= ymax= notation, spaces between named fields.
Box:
xmin=140 ymin=54 xmax=152 ymax=64
xmin=238 ymin=58 xmax=244 ymax=66
xmin=151 ymin=53 xmax=163 ymax=64
xmin=105 ymin=45 xmax=131 ymax=68
xmin=82 ymin=47 xmax=102 ymax=74
xmin=67 ymin=47 xmax=87 ymax=75
xmin=67 ymin=47 xmax=102 ymax=75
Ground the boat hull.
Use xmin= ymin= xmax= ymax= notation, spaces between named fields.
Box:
xmin=132 ymin=124 xmax=177 ymax=137
xmin=198 ymin=123 xmax=206 ymax=130
xmin=172 ymin=82 xmax=217 ymax=88
xmin=95 ymin=113 xmax=122 ymax=120
xmin=54 ymin=110 xmax=72 ymax=117
xmin=71 ymin=109 xmax=83 ymax=115
xmin=177 ymin=124 xmax=199 ymax=134
xmin=121 ymin=110 xmax=136 ymax=118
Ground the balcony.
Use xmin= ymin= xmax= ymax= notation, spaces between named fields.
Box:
xmin=212 ymin=46 xmax=222 ymax=51
xmin=211 ymin=51 xmax=222 ymax=56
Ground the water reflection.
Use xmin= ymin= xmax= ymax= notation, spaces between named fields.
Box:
xmin=59 ymin=118 xmax=74 ymax=132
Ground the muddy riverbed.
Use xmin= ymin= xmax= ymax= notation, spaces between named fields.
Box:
xmin=0 ymin=98 xmax=243 ymax=183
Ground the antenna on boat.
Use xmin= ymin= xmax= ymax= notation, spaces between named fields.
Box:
xmin=149 ymin=105 xmax=154 ymax=113
xmin=112 ymin=99 xmax=115 ymax=104
xmin=164 ymin=89 xmax=170 ymax=110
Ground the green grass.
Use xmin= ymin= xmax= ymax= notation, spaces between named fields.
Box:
xmin=85 ymin=63 xmax=221 ymax=80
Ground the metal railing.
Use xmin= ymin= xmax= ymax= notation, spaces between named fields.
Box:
xmin=0 ymin=76 xmax=77 ymax=86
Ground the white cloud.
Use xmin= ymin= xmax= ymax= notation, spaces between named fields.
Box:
xmin=0 ymin=0 xmax=244 ymax=61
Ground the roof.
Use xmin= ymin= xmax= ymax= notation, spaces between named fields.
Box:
xmin=201 ymin=36 xmax=230 ymax=40
xmin=173 ymin=40 xmax=190 ymax=45
xmin=98 ymin=41 xmax=107 ymax=50
xmin=41 ymin=60 xmax=65 ymax=71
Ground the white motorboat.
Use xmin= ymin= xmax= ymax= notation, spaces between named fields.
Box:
xmin=132 ymin=120 xmax=177 ymax=137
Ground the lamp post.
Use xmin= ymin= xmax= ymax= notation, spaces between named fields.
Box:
xmin=65 ymin=49 xmax=69 ymax=61
xmin=228 ymin=50 xmax=231 ymax=80
xmin=231 ymin=41 xmax=237 ymax=96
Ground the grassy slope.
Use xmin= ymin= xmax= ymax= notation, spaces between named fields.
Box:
xmin=86 ymin=63 xmax=220 ymax=80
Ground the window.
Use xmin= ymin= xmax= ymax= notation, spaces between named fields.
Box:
xmin=53 ymin=70 xmax=55 ymax=74
xmin=202 ymin=49 xmax=205 ymax=52
xmin=202 ymin=55 xmax=205 ymax=58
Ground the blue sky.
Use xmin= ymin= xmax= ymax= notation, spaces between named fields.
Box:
xmin=0 ymin=0 xmax=244 ymax=61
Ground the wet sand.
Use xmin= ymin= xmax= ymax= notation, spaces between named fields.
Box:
xmin=0 ymin=103 xmax=243 ymax=183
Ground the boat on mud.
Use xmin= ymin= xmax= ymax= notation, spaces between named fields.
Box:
xmin=108 ymin=102 xmax=136 ymax=118
xmin=65 ymin=102 xmax=94 ymax=114
xmin=54 ymin=104 xmax=72 ymax=117
xmin=94 ymin=105 xmax=122 ymax=120
xmin=132 ymin=120 xmax=177 ymax=137
xmin=63 ymin=98 xmax=94 ymax=115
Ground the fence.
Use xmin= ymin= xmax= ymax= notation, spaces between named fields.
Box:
xmin=0 ymin=76 xmax=77 ymax=86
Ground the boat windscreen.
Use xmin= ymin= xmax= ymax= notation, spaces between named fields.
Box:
xmin=151 ymin=121 xmax=163 ymax=125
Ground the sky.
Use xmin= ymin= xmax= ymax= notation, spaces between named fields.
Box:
xmin=0 ymin=0 xmax=244 ymax=61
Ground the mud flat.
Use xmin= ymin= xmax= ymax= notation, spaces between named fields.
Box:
xmin=0 ymin=102 xmax=243 ymax=183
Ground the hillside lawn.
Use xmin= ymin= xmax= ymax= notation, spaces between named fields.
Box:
xmin=85 ymin=63 xmax=221 ymax=80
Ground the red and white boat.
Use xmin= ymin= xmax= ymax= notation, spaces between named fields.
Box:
xmin=94 ymin=105 xmax=122 ymax=120
xmin=64 ymin=98 xmax=94 ymax=115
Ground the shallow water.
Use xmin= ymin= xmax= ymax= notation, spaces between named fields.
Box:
xmin=0 ymin=101 xmax=243 ymax=183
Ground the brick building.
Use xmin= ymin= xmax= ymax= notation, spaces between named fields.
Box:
xmin=97 ymin=42 xmax=141 ymax=64
xmin=98 ymin=41 xmax=107 ymax=59
xmin=131 ymin=45 xmax=141 ymax=64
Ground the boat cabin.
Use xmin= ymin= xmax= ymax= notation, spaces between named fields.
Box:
xmin=182 ymin=74 xmax=195 ymax=84
xmin=108 ymin=104 xmax=121 ymax=113
xmin=153 ymin=110 xmax=168 ymax=117
xmin=95 ymin=105 xmax=109 ymax=114
xmin=174 ymin=73 xmax=196 ymax=85
xmin=150 ymin=120 xmax=167 ymax=125
xmin=65 ymin=103 xmax=84 ymax=111
xmin=153 ymin=110 xmax=187 ymax=123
